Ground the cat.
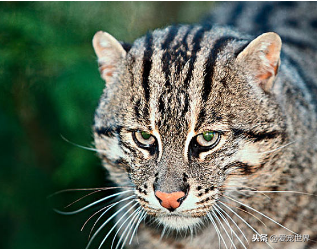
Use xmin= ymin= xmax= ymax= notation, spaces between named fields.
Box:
xmin=90 ymin=2 xmax=317 ymax=249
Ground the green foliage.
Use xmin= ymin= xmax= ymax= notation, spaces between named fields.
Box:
xmin=0 ymin=2 xmax=215 ymax=249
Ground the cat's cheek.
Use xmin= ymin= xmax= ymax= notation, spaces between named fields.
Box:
xmin=95 ymin=136 xmax=125 ymax=162
xmin=235 ymin=143 xmax=263 ymax=165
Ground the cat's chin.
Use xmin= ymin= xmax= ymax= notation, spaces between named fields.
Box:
xmin=156 ymin=215 xmax=202 ymax=230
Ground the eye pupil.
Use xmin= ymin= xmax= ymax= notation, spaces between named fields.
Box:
xmin=203 ymin=131 xmax=214 ymax=142
xmin=141 ymin=131 xmax=151 ymax=140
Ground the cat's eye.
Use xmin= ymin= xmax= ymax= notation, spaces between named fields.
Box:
xmin=133 ymin=131 xmax=156 ymax=148
xmin=196 ymin=131 xmax=220 ymax=147
xmin=190 ymin=131 xmax=221 ymax=157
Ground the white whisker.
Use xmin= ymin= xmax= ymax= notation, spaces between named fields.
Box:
xmin=219 ymin=201 xmax=274 ymax=249
xmin=225 ymin=186 xmax=271 ymax=200
xmin=89 ymin=195 xmax=135 ymax=238
xmin=111 ymin=206 xmax=141 ymax=249
xmin=189 ymin=225 xmax=194 ymax=242
xmin=54 ymin=190 xmax=134 ymax=215
xmin=207 ymin=212 xmax=228 ymax=249
xmin=212 ymin=208 xmax=237 ymax=249
xmin=129 ymin=211 xmax=147 ymax=245
xmin=49 ymin=186 xmax=134 ymax=197
xmin=122 ymin=208 xmax=143 ymax=247
xmin=82 ymin=201 xmax=117 ymax=232
xmin=214 ymin=205 xmax=247 ymax=249
xmin=239 ymin=190 xmax=317 ymax=197
xmin=97 ymin=201 xmax=138 ymax=249
xmin=85 ymin=199 xmax=136 ymax=249
xmin=64 ymin=190 xmax=103 ymax=209
xmin=60 ymin=134 xmax=108 ymax=154
xmin=224 ymin=195 xmax=298 ymax=235
xmin=160 ymin=225 xmax=167 ymax=241
xmin=215 ymin=203 xmax=248 ymax=244
xmin=259 ymin=141 xmax=295 ymax=154
xmin=119 ymin=209 xmax=143 ymax=249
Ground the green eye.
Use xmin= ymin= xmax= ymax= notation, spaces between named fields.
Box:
xmin=133 ymin=130 xmax=156 ymax=147
xmin=203 ymin=131 xmax=214 ymax=142
xmin=141 ymin=131 xmax=151 ymax=140
xmin=196 ymin=131 xmax=220 ymax=147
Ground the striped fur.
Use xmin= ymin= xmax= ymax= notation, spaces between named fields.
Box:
xmin=93 ymin=2 xmax=317 ymax=249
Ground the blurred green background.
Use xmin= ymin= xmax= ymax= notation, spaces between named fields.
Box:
xmin=0 ymin=2 xmax=215 ymax=249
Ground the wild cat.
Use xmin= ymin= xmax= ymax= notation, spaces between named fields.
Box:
xmin=64 ymin=2 xmax=317 ymax=249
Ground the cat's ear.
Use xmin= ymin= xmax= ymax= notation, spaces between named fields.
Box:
xmin=92 ymin=31 xmax=127 ymax=83
xmin=237 ymin=32 xmax=282 ymax=92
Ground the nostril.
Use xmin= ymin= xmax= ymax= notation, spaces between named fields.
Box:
xmin=177 ymin=193 xmax=187 ymax=205
xmin=155 ymin=191 xmax=187 ymax=211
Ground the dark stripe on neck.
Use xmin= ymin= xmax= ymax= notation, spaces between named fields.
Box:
xmin=184 ymin=24 xmax=212 ymax=88
xmin=162 ymin=25 xmax=180 ymax=88
xmin=142 ymin=32 xmax=153 ymax=102
xmin=202 ymin=36 xmax=235 ymax=102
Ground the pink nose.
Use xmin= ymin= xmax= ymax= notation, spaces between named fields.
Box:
xmin=155 ymin=191 xmax=186 ymax=211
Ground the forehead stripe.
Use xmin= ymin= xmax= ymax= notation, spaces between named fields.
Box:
xmin=142 ymin=32 xmax=153 ymax=102
xmin=184 ymin=25 xmax=212 ymax=88
xmin=161 ymin=25 xmax=180 ymax=89
xmin=174 ymin=25 xmax=193 ymax=75
xmin=202 ymin=36 xmax=236 ymax=102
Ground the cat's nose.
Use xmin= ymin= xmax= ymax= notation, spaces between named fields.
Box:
xmin=155 ymin=191 xmax=186 ymax=211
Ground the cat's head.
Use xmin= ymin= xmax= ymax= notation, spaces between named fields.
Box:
xmin=93 ymin=25 xmax=289 ymax=231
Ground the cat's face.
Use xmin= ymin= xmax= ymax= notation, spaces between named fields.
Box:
xmin=93 ymin=25 xmax=288 ymax=231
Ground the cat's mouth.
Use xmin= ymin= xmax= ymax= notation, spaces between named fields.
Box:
xmin=156 ymin=214 xmax=203 ymax=230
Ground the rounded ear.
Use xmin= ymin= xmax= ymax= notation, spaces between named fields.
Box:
xmin=237 ymin=32 xmax=282 ymax=92
xmin=92 ymin=31 xmax=127 ymax=83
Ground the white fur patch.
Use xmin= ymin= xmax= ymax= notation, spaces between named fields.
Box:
xmin=103 ymin=136 xmax=124 ymax=161
xmin=177 ymin=189 xmax=201 ymax=212
xmin=184 ymin=129 xmax=195 ymax=162
xmin=235 ymin=143 xmax=262 ymax=165
xmin=147 ymin=190 xmax=164 ymax=209
xmin=157 ymin=215 xmax=202 ymax=230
